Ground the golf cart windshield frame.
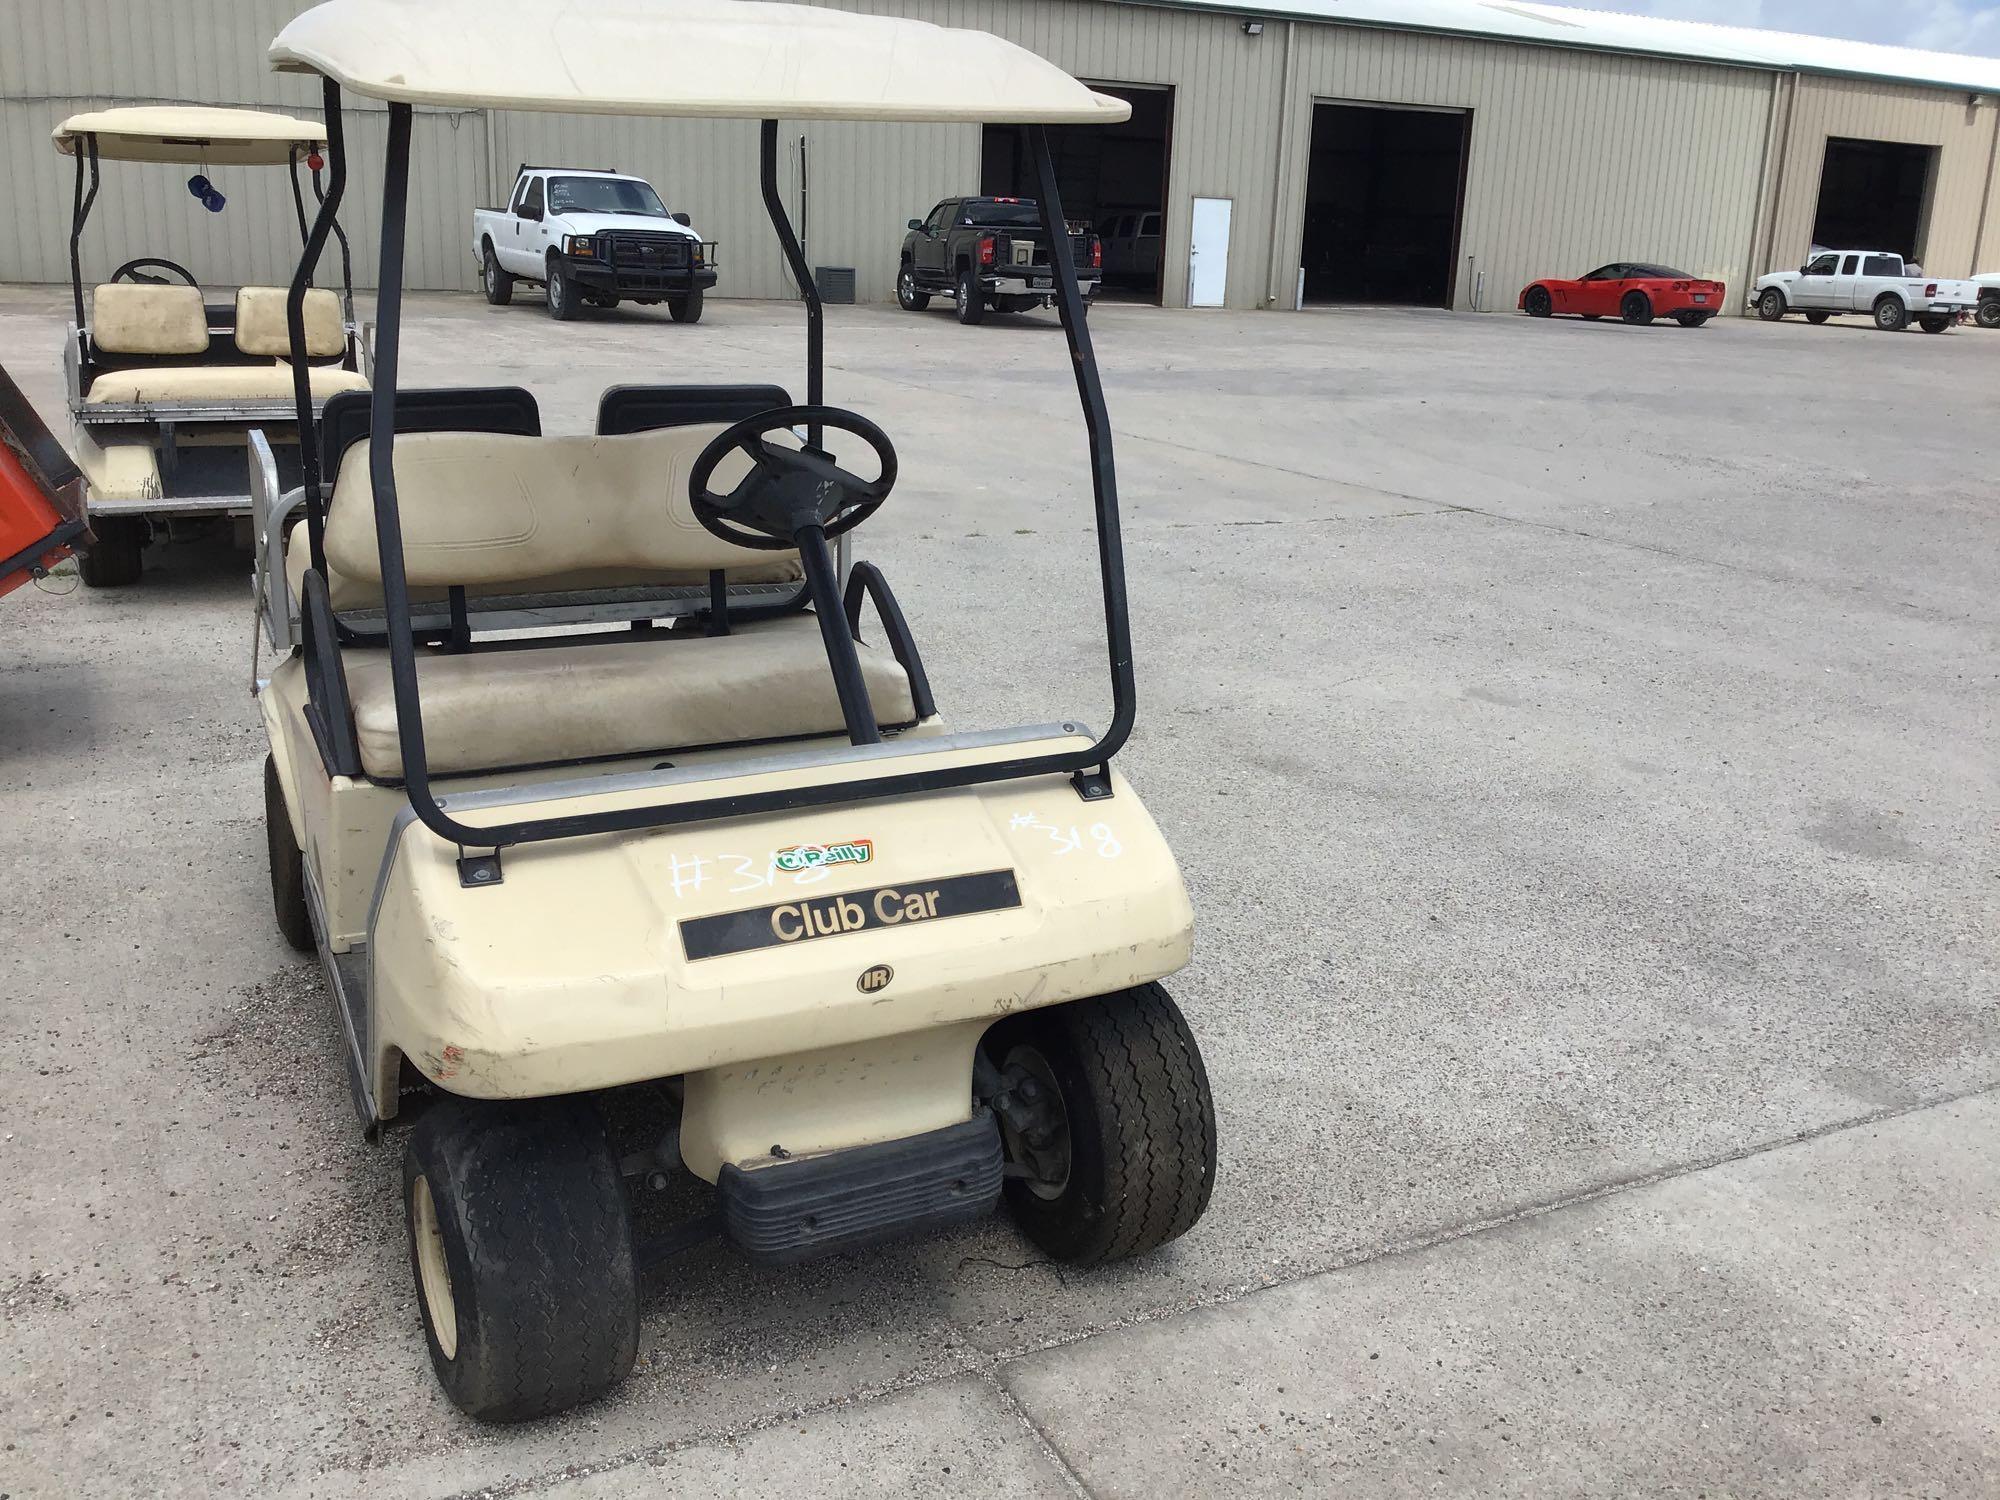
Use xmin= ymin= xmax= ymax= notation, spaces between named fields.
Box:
xmin=290 ymin=84 xmax=1135 ymax=854
xmin=66 ymin=120 xmax=356 ymax=340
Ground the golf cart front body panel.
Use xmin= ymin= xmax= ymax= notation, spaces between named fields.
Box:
xmin=363 ymin=746 xmax=1190 ymax=1125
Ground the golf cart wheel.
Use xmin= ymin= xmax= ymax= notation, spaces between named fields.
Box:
xmin=1873 ymin=294 xmax=1908 ymax=332
xmin=545 ymin=257 xmax=581 ymax=321
xmin=1522 ymin=286 xmax=1552 ymax=318
xmin=1756 ymin=288 xmax=1786 ymax=321
xmin=1978 ymin=299 xmax=2000 ymax=330
xmin=897 ymin=263 xmax=930 ymax=311
xmin=1620 ymin=290 xmax=1653 ymax=325
xmin=1805 ymin=311 xmax=1830 ymax=325
xmin=668 ymin=288 xmax=703 ymax=324
xmin=956 ymin=266 xmax=985 ymax=325
xmin=403 ymin=1096 xmax=639 ymax=1422
xmin=1918 ymin=313 xmax=1951 ymax=334
xmin=481 ymin=244 xmax=513 ymax=306
xmin=78 ymin=516 xmax=143 ymax=587
xmin=987 ymin=983 xmax=1216 ymax=1265
xmin=263 ymin=755 xmax=313 ymax=954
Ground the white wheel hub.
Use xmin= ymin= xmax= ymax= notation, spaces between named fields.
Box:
xmin=411 ymin=1174 xmax=460 ymax=1360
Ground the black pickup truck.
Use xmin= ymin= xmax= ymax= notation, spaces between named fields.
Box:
xmin=897 ymin=197 xmax=1102 ymax=324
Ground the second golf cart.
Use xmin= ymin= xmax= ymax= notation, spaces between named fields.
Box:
xmin=257 ymin=0 xmax=1216 ymax=1422
xmin=55 ymin=106 xmax=367 ymax=586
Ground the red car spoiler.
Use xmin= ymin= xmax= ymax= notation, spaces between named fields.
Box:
xmin=0 ymin=362 xmax=87 ymax=601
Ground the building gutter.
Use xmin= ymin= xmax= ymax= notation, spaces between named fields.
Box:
xmin=1264 ymin=19 xmax=1298 ymax=307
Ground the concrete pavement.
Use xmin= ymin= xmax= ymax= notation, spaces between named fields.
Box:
xmin=1 ymin=286 xmax=1994 ymax=1497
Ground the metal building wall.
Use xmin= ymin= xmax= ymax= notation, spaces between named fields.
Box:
xmin=1760 ymin=74 xmax=2000 ymax=277
xmin=1269 ymin=25 xmax=1778 ymax=312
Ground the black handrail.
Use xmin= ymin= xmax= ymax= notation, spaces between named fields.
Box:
xmin=349 ymin=115 xmax=1134 ymax=854
xmin=291 ymin=76 xmax=348 ymax=575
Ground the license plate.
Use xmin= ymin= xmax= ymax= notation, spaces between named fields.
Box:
xmin=1692 ymin=294 xmax=1707 ymax=304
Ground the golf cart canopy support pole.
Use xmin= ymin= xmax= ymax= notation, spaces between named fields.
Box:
xmin=68 ymin=135 xmax=99 ymax=335
xmin=759 ymin=120 xmax=823 ymax=434
xmin=360 ymin=117 xmax=1134 ymax=854
xmin=292 ymin=76 xmax=347 ymax=574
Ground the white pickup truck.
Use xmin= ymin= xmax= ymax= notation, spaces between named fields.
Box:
xmin=1750 ymin=250 xmax=1979 ymax=333
xmin=472 ymin=166 xmax=717 ymax=322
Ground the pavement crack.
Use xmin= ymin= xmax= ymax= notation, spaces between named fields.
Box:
xmin=984 ymin=1366 xmax=1099 ymax=1498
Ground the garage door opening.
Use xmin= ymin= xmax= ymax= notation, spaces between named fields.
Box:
xmin=1812 ymin=137 xmax=1935 ymax=262
xmin=1300 ymin=102 xmax=1469 ymax=307
xmin=982 ymin=83 xmax=1173 ymax=303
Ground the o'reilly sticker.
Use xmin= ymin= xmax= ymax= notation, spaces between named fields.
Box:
xmin=680 ymin=870 xmax=1021 ymax=961
xmin=773 ymin=840 xmax=873 ymax=873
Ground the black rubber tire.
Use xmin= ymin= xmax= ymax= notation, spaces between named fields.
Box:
xmin=1674 ymin=311 xmax=1700 ymax=327
xmin=264 ymin=755 xmax=314 ymax=954
xmin=404 ymin=1096 xmax=639 ymax=1423
xmin=1804 ymin=311 xmax=1830 ymax=325
xmin=956 ymin=266 xmax=985 ymax=325
xmin=1580 ymin=313 xmax=1602 ymax=321
xmin=897 ymin=263 xmax=930 ymax=311
xmin=545 ymin=257 xmax=581 ymax=321
xmin=1620 ymin=290 xmax=1653 ymax=325
xmin=1977 ymin=298 xmax=2000 ymax=330
xmin=78 ymin=516 xmax=143 ymax=587
xmin=1523 ymin=286 xmax=1553 ymax=318
xmin=668 ymin=288 xmax=704 ymax=323
xmin=481 ymin=244 xmax=513 ymax=306
xmin=989 ymin=983 xmax=1216 ymax=1266
xmin=1918 ymin=313 xmax=1951 ymax=334
xmin=1756 ymin=288 xmax=1786 ymax=321
xmin=1873 ymin=295 xmax=1908 ymax=332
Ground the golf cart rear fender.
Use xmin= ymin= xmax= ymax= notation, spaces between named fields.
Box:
xmin=71 ymin=426 xmax=162 ymax=504
xmin=259 ymin=665 xmax=309 ymax=852
xmin=365 ymin=763 xmax=1193 ymax=1107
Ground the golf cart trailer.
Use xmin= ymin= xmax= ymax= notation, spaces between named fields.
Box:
xmin=257 ymin=0 xmax=1216 ymax=1422
xmin=55 ymin=106 xmax=368 ymax=587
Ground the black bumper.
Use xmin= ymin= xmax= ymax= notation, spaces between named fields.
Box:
xmin=563 ymin=256 xmax=717 ymax=297
xmin=717 ymin=1111 xmax=1004 ymax=1265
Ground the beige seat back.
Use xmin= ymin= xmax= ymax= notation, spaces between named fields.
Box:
xmin=319 ymin=427 xmax=793 ymax=605
xmin=235 ymin=286 xmax=346 ymax=358
xmin=90 ymin=284 xmax=208 ymax=355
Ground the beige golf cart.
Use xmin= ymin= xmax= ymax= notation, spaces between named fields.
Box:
xmin=55 ymin=106 xmax=367 ymax=586
xmin=256 ymin=0 xmax=1215 ymax=1422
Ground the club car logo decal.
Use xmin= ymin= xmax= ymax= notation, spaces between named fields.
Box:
xmin=679 ymin=870 xmax=1021 ymax=961
xmin=772 ymin=840 xmax=874 ymax=874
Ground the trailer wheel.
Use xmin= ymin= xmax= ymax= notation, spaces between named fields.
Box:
xmin=956 ymin=266 xmax=985 ymax=325
xmin=668 ymin=288 xmax=703 ymax=324
xmin=1873 ymin=294 xmax=1908 ymax=332
xmin=545 ymin=257 xmax=582 ymax=321
xmin=1977 ymin=299 xmax=2000 ymax=330
xmin=78 ymin=517 xmax=143 ymax=588
xmin=481 ymin=244 xmax=513 ymax=306
xmin=403 ymin=1096 xmax=639 ymax=1422
xmin=1918 ymin=313 xmax=1952 ymax=334
xmin=1805 ymin=311 xmax=1830 ymax=325
xmin=986 ymin=983 xmax=1216 ymax=1265
xmin=1756 ymin=288 xmax=1786 ymax=321
xmin=264 ymin=755 xmax=313 ymax=954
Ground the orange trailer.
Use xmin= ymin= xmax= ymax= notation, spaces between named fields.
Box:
xmin=0 ymin=363 xmax=86 ymax=600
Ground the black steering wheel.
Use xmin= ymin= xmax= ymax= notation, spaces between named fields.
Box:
xmin=688 ymin=405 xmax=896 ymax=552
xmin=111 ymin=258 xmax=200 ymax=289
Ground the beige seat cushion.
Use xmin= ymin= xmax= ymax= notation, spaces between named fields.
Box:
xmin=235 ymin=286 xmax=346 ymax=357
xmin=83 ymin=363 xmax=369 ymax=405
xmin=91 ymin=284 xmax=209 ymax=354
xmin=324 ymin=428 xmax=777 ymax=587
xmin=344 ymin=615 xmax=916 ymax=778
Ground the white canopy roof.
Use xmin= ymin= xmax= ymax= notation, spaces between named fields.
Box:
xmin=269 ymin=0 xmax=1132 ymax=123
xmin=53 ymin=107 xmax=327 ymax=165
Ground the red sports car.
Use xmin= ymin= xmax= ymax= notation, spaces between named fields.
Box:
xmin=1519 ymin=263 xmax=1725 ymax=327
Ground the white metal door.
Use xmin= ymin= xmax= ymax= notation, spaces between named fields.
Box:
xmin=1187 ymin=197 xmax=1231 ymax=307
